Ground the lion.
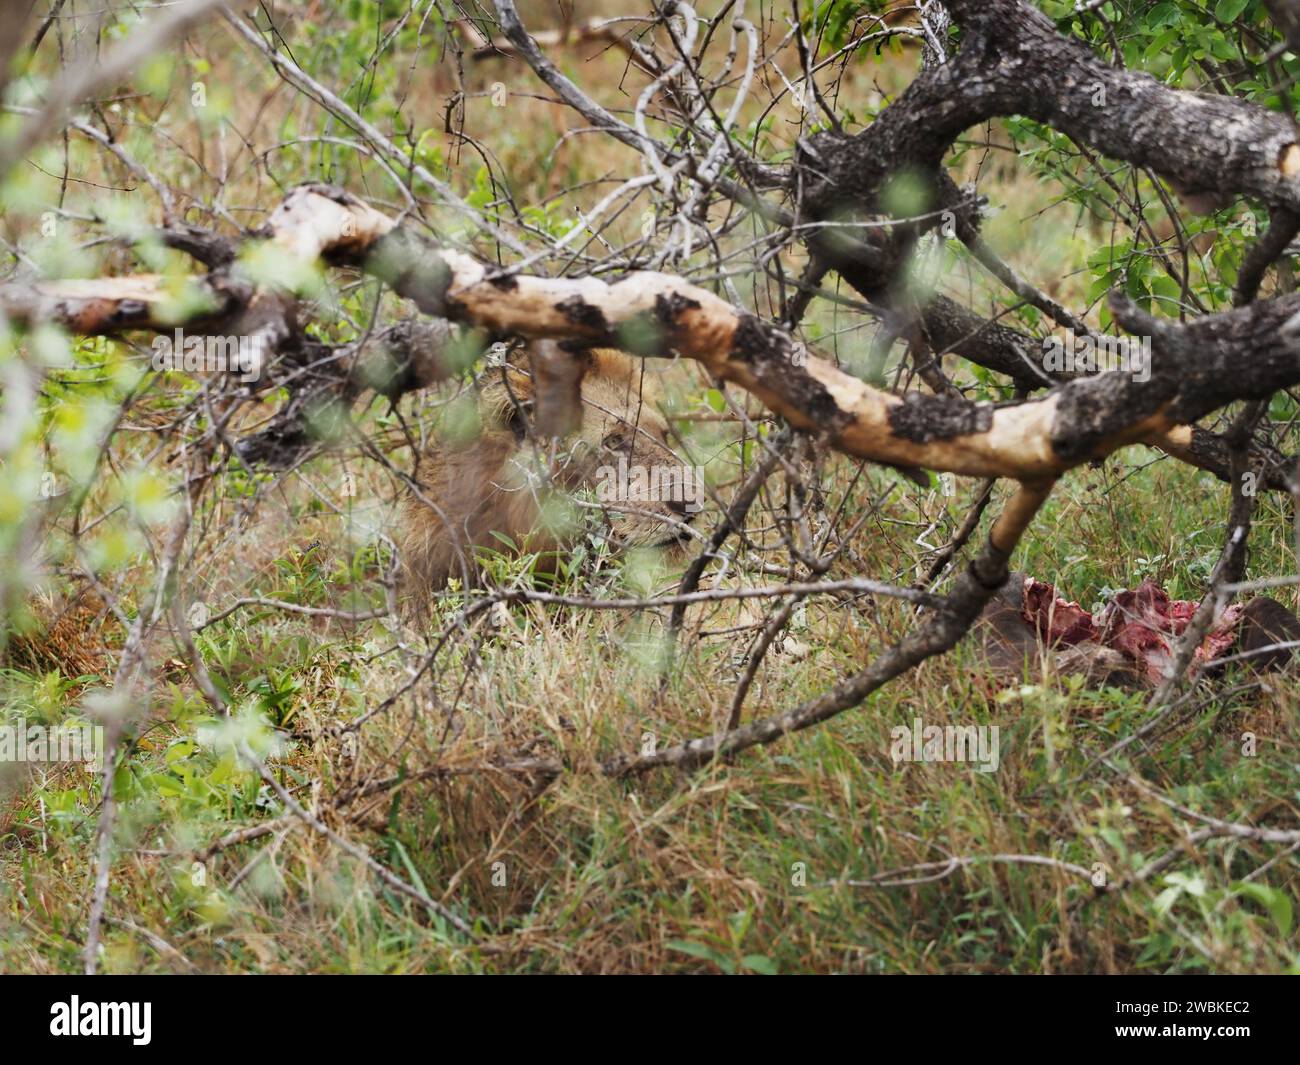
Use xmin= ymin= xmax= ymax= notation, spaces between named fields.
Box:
xmin=399 ymin=346 xmax=699 ymax=601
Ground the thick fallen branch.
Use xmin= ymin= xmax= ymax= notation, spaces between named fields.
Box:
xmin=783 ymin=0 xmax=1300 ymax=386
xmin=489 ymin=0 xmax=1297 ymax=490
xmin=1152 ymin=424 xmax=1295 ymax=494
xmin=15 ymin=8 xmax=1294 ymax=499
xmin=343 ymin=192 xmax=1300 ymax=490
xmin=802 ymin=0 xmax=1300 ymax=226
xmin=7 ymin=184 xmax=1300 ymax=492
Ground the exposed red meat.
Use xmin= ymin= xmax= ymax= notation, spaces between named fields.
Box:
xmin=1021 ymin=577 xmax=1097 ymax=646
xmin=1020 ymin=576 xmax=1245 ymax=686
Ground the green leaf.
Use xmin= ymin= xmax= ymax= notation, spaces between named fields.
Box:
xmin=1233 ymin=882 xmax=1294 ymax=937
xmin=667 ymin=939 xmax=736 ymax=973
xmin=1153 ymin=884 xmax=1182 ymax=919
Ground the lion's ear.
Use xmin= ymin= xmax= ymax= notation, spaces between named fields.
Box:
xmin=588 ymin=348 xmax=641 ymax=383
xmin=587 ymin=348 xmax=669 ymax=405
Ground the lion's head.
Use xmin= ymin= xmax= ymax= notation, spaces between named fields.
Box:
xmin=400 ymin=347 xmax=698 ymax=599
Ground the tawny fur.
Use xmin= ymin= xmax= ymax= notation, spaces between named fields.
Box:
xmin=400 ymin=348 xmax=692 ymax=601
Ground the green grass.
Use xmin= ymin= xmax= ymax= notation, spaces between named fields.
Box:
xmin=3 ymin=444 xmax=1298 ymax=973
